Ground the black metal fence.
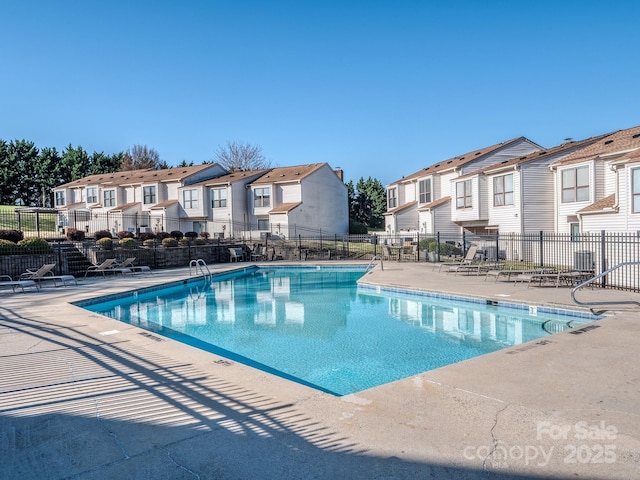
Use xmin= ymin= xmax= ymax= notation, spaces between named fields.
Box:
xmin=1 ymin=207 xmax=639 ymax=292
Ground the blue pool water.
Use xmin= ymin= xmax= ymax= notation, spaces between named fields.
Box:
xmin=77 ymin=266 xmax=601 ymax=396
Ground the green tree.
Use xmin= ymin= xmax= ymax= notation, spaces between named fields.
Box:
xmin=350 ymin=177 xmax=386 ymax=229
xmin=59 ymin=144 xmax=91 ymax=183
xmin=89 ymin=151 xmax=123 ymax=175
xmin=8 ymin=140 xmax=40 ymax=206
xmin=35 ymin=147 xmax=63 ymax=207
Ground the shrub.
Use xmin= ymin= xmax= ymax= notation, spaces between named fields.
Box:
xmin=66 ymin=228 xmax=85 ymax=241
xmin=179 ymin=238 xmax=190 ymax=246
xmin=117 ymin=230 xmax=134 ymax=239
xmin=156 ymin=231 xmax=171 ymax=240
xmin=199 ymin=231 xmax=210 ymax=240
xmin=94 ymin=230 xmax=112 ymax=240
xmin=194 ymin=238 xmax=206 ymax=245
xmin=162 ymin=238 xmax=178 ymax=247
xmin=349 ymin=221 xmax=368 ymax=234
xmin=0 ymin=229 xmax=24 ymax=243
xmin=96 ymin=237 xmax=113 ymax=250
xmin=119 ymin=237 xmax=136 ymax=249
xmin=139 ymin=232 xmax=156 ymax=242
xmin=143 ymin=239 xmax=156 ymax=248
xmin=184 ymin=231 xmax=198 ymax=240
xmin=0 ymin=239 xmax=17 ymax=255
xmin=170 ymin=230 xmax=184 ymax=240
xmin=17 ymin=237 xmax=52 ymax=254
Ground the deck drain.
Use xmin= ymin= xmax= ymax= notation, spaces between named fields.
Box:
xmin=138 ymin=332 xmax=164 ymax=342
xmin=568 ymin=325 xmax=600 ymax=335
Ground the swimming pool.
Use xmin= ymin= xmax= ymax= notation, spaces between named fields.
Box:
xmin=77 ymin=266 xmax=601 ymax=396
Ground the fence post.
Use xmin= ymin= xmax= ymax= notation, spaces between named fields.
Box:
xmin=417 ymin=232 xmax=420 ymax=261
xmin=539 ymin=230 xmax=544 ymax=268
xmin=436 ymin=232 xmax=441 ymax=262
xmin=600 ymin=230 xmax=607 ymax=289
xmin=495 ymin=232 xmax=500 ymax=261
xmin=462 ymin=231 xmax=466 ymax=256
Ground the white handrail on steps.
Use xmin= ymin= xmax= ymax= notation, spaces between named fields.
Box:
xmin=189 ymin=258 xmax=211 ymax=278
xmin=365 ymin=254 xmax=384 ymax=273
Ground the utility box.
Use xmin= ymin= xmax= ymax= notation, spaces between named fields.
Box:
xmin=574 ymin=251 xmax=594 ymax=271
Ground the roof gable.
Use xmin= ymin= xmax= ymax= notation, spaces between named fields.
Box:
xmin=389 ymin=137 xmax=541 ymax=186
xmin=251 ymin=163 xmax=327 ymax=184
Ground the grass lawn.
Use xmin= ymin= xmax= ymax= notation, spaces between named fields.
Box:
xmin=0 ymin=205 xmax=58 ymax=235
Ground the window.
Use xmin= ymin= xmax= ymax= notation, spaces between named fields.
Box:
xmin=86 ymin=187 xmax=97 ymax=204
xmin=143 ymin=186 xmax=156 ymax=204
xmin=632 ymin=168 xmax=640 ymax=213
xmin=103 ymin=190 xmax=115 ymax=207
xmin=211 ymin=188 xmax=227 ymax=208
xmin=257 ymin=218 xmax=269 ymax=230
xmin=387 ymin=188 xmax=397 ymax=209
xmin=55 ymin=191 xmax=65 ymax=206
xmin=456 ymin=180 xmax=472 ymax=208
xmin=183 ymin=189 xmax=198 ymax=209
xmin=254 ymin=187 xmax=270 ymax=207
xmin=493 ymin=174 xmax=514 ymax=206
xmin=561 ymin=166 xmax=589 ymax=203
xmin=419 ymin=179 xmax=431 ymax=204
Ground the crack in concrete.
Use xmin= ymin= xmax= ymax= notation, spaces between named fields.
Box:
xmin=94 ymin=399 xmax=130 ymax=460
xmin=167 ymin=449 xmax=201 ymax=479
xmin=482 ymin=403 xmax=510 ymax=472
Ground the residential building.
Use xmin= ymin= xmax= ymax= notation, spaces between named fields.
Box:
xmin=184 ymin=169 xmax=269 ymax=238
xmin=451 ymin=135 xmax=609 ymax=235
xmin=384 ymin=137 xmax=542 ymax=237
xmin=244 ymin=163 xmax=348 ymax=238
xmin=52 ymin=162 xmax=348 ymax=238
xmin=54 ymin=164 xmax=226 ymax=234
xmin=550 ymin=126 xmax=640 ymax=234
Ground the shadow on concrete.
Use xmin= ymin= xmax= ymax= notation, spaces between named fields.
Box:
xmin=0 ymin=307 xmax=573 ymax=480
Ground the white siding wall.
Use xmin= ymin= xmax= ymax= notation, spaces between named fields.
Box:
xmin=297 ymin=165 xmax=348 ymax=235
xmin=582 ymin=165 xmax=631 ymax=233
xmin=395 ymin=209 xmax=419 ymax=232
xmin=403 ymin=181 xmax=417 ymax=203
xmin=451 ymin=177 xmax=483 ymax=222
xmin=521 ymin=163 xmax=555 ymax=232
xmin=281 ymin=184 xmax=301 ymax=203
xmin=124 ymin=186 xmax=136 ymax=204
xmin=488 ymin=171 xmax=521 ymax=233
xmin=437 ymin=171 xmax=456 ymax=199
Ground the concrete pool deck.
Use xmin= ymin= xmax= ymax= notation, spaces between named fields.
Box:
xmin=1 ymin=262 xmax=639 ymax=479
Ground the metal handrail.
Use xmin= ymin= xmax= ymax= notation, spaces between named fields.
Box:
xmin=365 ymin=255 xmax=384 ymax=273
xmin=189 ymin=258 xmax=212 ymax=278
xmin=571 ymin=261 xmax=640 ymax=313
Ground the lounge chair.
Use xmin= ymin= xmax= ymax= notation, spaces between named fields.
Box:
xmin=229 ymin=248 xmax=244 ymax=262
xmin=20 ymin=263 xmax=56 ymax=279
xmin=116 ymin=257 xmax=151 ymax=274
xmin=0 ymin=275 xmax=39 ymax=292
xmin=85 ymin=258 xmax=131 ymax=277
xmin=250 ymin=244 xmax=266 ymax=261
xmin=436 ymin=245 xmax=479 ymax=272
xmin=19 ymin=263 xmax=77 ymax=286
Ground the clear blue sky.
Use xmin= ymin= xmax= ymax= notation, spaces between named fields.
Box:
xmin=2 ymin=0 xmax=639 ymax=186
